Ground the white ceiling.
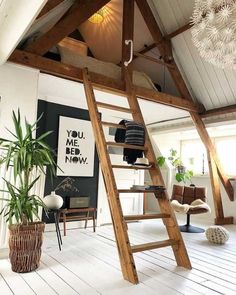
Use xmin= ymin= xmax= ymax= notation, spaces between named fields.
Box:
xmin=150 ymin=0 xmax=236 ymax=111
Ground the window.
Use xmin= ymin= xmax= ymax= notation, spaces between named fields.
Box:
xmin=181 ymin=139 xmax=208 ymax=175
xmin=181 ymin=136 xmax=236 ymax=176
xmin=215 ymin=137 xmax=236 ymax=176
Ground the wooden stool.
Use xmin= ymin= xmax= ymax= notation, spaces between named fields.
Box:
xmin=60 ymin=208 xmax=97 ymax=236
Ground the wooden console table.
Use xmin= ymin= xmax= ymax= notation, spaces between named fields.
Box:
xmin=60 ymin=208 xmax=96 ymax=236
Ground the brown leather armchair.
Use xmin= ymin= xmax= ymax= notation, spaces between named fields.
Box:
xmin=171 ymin=184 xmax=209 ymax=233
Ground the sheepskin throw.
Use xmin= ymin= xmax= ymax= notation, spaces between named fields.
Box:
xmin=171 ymin=199 xmax=211 ymax=214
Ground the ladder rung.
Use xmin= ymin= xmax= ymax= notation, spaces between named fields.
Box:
xmin=118 ymin=189 xmax=165 ymax=194
xmin=97 ymin=102 xmax=132 ymax=113
xmin=124 ymin=213 xmax=170 ymax=221
xmin=112 ymin=164 xmax=153 ymax=170
xmin=106 ymin=142 xmax=146 ymax=151
xmin=131 ymin=239 xmax=178 ymax=253
xmin=102 ymin=121 xmax=126 ymax=129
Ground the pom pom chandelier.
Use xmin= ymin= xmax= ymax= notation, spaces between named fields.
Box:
xmin=191 ymin=0 xmax=236 ymax=69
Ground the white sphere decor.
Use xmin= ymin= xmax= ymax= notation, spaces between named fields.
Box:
xmin=43 ymin=191 xmax=63 ymax=210
xmin=205 ymin=226 xmax=229 ymax=244
xmin=191 ymin=0 xmax=236 ymax=69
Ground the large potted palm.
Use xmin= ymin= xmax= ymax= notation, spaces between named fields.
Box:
xmin=0 ymin=110 xmax=56 ymax=273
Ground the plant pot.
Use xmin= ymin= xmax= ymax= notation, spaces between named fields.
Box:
xmin=177 ymin=165 xmax=186 ymax=174
xmin=8 ymin=221 xmax=45 ymax=273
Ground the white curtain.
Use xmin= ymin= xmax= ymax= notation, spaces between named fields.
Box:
xmin=0 ymin=166 xmax=46 ymax=249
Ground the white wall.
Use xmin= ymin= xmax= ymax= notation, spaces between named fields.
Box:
xmin=0 ymin=62 xmax=39 ymax=138
xmin=0 ymin=62 xmax=39 ymax=249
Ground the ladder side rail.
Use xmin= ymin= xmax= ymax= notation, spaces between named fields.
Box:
xmin=82 ymin=68 xmax=139 ymax=284
xmin=126 ymin=89 xmax=192 ymax=269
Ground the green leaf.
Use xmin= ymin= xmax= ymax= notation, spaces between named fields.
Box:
xmin=37 ymin=130 xmax=53 ymax=141
xmin=157 ymin=156 xmax=166 ymax=167
xmin=175 ymin=173 xmax=185 ymax=183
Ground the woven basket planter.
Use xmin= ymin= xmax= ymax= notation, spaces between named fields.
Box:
xmin=8 ymin=222 xmax=45 ymax=273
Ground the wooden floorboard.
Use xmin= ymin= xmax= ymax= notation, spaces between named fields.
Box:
xmin=1 ymin=219 xmax=236 ymax=294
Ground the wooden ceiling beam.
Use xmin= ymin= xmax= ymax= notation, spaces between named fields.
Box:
xmin=135 ymin=86 xmax=197 ymax=112
xmin=25 ymin=0 xmax=110 ymax=56
xmin=134 ymin=52 xmax=175 ymax=68
xmin=9 ymin=50 xmax=124 ymax=94
xmin=201 ymin=104 xmax=236 ymax=118
xmin=166 ymin=23 xmax=192 ymax=40
xmin=138 ymin=43 xmax=156 ymax=55
xmin=9 ymin=49 xmax=198 ymax=112
xmin=36 ymin=0 xmax=64 ymax=19
xmin=133 ymin=43 xmax=156 ymax=61
xmin=135 ymin=0 xmax=234 ymax=213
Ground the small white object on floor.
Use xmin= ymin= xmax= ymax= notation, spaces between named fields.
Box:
xmin=205 ymin=226 xmax=229 ymax=244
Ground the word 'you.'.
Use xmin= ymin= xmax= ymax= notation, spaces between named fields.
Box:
xmin=65 ymin=130 xmax=88 ymax=164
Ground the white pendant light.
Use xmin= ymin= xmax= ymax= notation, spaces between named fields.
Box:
xmin=191 ymin=0 xmax=236 ymax=69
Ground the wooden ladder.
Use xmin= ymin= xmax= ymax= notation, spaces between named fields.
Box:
xmin=82 ymin=68 xmax=191 ymax=284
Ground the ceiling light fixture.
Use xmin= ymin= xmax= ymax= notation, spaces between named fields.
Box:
xmin=191 ymin=0 xmax=236 ymax=69
xmin=88 ymin=8 xmax=104 ymax=24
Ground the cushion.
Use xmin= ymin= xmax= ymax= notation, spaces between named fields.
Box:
xmin=57 ymin=41 xmax=157 ymax=90
xmin=205 ymin=226 xmax=229 ymax=244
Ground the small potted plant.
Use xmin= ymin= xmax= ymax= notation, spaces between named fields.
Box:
xmin=0 ymin=110 xmax=56 ymax=273
xmin=157 ymin=148 xmax=193 ymax=184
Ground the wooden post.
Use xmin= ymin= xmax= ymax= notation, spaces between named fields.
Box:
xmin=207 ymin=152 xmax=233 ymax=225
xmin=121 ymin=0 xmax=134 ymax=85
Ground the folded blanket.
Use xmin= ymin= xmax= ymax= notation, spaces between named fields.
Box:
xmin=171 ymin=199 xmax=211 ymax=214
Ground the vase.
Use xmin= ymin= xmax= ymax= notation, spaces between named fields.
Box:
xmin=177 ymin=165 xmax=186 ymax=174
xmin=43 ymin=191 xmax=63 ymax=210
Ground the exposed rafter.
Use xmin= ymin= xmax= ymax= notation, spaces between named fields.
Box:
xmin=201 ymin=104 xmax=236 ymax=118
xmin=133 ymin=43 xmax=156 ymax=60
xmin=135 ymin=0 xmax=234 ymax=222
xmin=134 ymin=52 xmax=175 ymax=68
xmin=25 ymin=0 xmax=110 ymax=55
xmin=166 ymin=23 xmax=192 ymax=40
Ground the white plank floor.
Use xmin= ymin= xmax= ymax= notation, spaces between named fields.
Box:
xmin=1 ymin=219 xmax=236 ymax=295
